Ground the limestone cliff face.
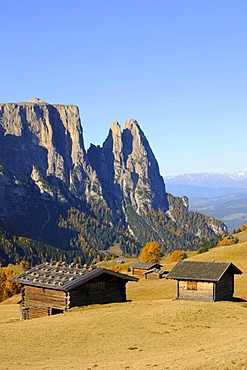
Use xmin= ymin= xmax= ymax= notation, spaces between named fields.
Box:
xmin=122 ymin=119 xmax=168 ymax=212
xmin=0 ymin=98 xmax=92 ymax=200
xmin=0 ymin=101 xmax=168 ymax=217
xmin=0 ymin=99 xmax=105 ymax=246
xmin=87 ymin=119 xmax=168 ymax=213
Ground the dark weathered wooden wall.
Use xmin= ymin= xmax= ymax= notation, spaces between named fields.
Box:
xmin=69 ymin=274 xmax=126 ymax=308
xmin=23 ymin=286 xmax=67 ymax=319
xmin=21 ymin=274 xmax=128 ymax=319
xmin=215 ymin=271 xmax=234 ymax=301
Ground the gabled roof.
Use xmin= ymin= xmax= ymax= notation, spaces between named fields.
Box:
xmin=10 ymin=262 xmax=138 ymax=292
xmin=166 ymin=260 xmax=242 ymax=282
xmin=144 ymin=268 xmax=166 ymax=275
xmin=131 ymin=262 xmax=162 ymax=270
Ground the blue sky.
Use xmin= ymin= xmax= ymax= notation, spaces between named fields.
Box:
xmin=1 ymin=0 xmax=247 ymax=176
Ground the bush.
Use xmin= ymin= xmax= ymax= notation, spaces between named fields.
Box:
xmin=108 ymin=264 xmax=130 ymax=273
xmin=197 ymin=246 xmax=209 ymax=254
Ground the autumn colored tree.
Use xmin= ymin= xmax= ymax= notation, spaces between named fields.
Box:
xmin=169 ymin=250 xmax=187 ymax=263
xmin=0 ymin=261 xmax=30 ymax=302
xmin=217 ymin=235 xmax=238 ymax=247
xmin=238 ymin=224 xmax=247 ymax=232
xmin=139 ymin=241 xmax=163 ymax=263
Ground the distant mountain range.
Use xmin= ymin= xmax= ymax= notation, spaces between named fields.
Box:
xmin=165 ymin=172 xmax=247 ymax=188
xmin=0 ymin=99 xmax=227 ymax=265
xmin=165 ymin=172 xmax=247 ymax=231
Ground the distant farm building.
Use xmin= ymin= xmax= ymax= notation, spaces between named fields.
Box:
xmin=131 ymin=262 xmax=162 ymax=275
xmin=144 ymin=268 xmax=166 ymax=279
xmin=10 ymin=262 xmax=138 ymax=320
xmin=166 ymin=260 xmax=242 ymax=301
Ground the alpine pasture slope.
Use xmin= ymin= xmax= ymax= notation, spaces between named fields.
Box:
xmin=1 ymin=238 xmax=247 ymax=370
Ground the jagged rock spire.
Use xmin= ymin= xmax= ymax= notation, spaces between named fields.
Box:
xmin=88 ymin=119 xmax=168 ymax=213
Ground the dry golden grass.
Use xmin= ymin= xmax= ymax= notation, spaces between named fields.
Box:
xmin=235 ymin=229 xmax=247 ymax=243
xmin=1 ymin=240 xmax=247 ymax=370
xmin=1 ymin=298 xmax=247 ymax=370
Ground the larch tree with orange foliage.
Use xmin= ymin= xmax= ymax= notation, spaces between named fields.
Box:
xmin=0 ymin=261 xmax=30 ymax=302
xmin=139 ymin=241 xmax=163 ymax=263
xmin=169 ymin=250 xmax=187 ymax=263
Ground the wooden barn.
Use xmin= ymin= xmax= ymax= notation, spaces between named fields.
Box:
xmin=10 ymin=262 xmax=138 ymax=320
xmin=131 ymin=262 xmax=162 ymax=275
xmin=166 ymin=260 xmax=242 ymax=301
xmin=144 ymin=268 xmax=166 ymax=279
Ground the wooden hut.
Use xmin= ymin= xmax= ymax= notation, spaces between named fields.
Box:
xmin=131 ymin=262 xmax=162 ymax=275
xmin=144 ymin=268 xmax=166 ymax=279
xmin=10 ymin=262 xmax=138 ymax=320
xmin=166 ymin=260 xmax=242 ymax=301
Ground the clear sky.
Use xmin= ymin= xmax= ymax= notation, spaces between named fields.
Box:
xmin=1 ymin=0 xmax=247 ymax=176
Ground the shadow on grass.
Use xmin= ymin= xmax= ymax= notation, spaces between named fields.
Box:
xmin=232 ymin=297 xmax=247 ymax=302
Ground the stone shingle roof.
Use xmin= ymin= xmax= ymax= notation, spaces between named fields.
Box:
xmin=166 ymin=260 xmax=242 ymax=282
xmin=10 ymin=262 xmax=138 ymax=291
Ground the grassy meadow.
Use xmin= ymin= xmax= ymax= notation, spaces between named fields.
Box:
xmin=1 ymin=235 xmax=247 ymax=369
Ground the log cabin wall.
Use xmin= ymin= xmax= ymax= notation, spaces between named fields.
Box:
xmin=132 ymin=268 xmax=148 ymax=275
xmin=178 ymin=280 xmax=214 ymax=301
xmin=105 ymin=275 xmax=126 ymax=303
xmin=69 ymin=274 xmax=127 ymax=308
xmin=23 ymin=285 xmax=67 ymax=319
xmin=215 ymin=271 xmax=234 ymax=301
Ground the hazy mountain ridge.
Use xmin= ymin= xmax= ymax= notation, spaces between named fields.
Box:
xmin=0 ymin=99 xmax=227 ymax=264
xmin=165 ymin=172 xmax=247 ymax=231
xmin=165 ymin=172 xmax=247 ymax=188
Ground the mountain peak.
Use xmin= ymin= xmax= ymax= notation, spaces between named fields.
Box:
xmin=110 ymin=120 xmax=121 ymax=135
xmin=26 ymin=97 xmax=46 ymax=104
xmin=123 ymin=119 xmax=139 ymax=130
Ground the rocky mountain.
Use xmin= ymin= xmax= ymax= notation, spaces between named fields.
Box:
xmin=0 ymin=99 xmax=227 ymax=265
xmin=87 ymin=120 xmax=168 ymax=213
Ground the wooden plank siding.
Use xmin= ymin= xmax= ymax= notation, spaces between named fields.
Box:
xmin=132 ymin=268 xmax=148 ymax=275
xmin=23 ymin=285 xmax=67 ymax=319
xmin=215 ymin=271 xmax=234 ymax=301
xmin=178 ymin=280 xmax=215 ymax=301
xmin=69 ymin=275 xmax=126 ymax=308
xmin=22 ymin=274 xmax=128 ymax=318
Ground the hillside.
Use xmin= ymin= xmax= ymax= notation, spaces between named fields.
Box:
xmin=1 ymin=240 xmax=247 ymax=369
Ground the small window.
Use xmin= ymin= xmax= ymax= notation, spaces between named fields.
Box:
xmin=187 ymin=281 xmax=197 ymax=291
xmin=50 ymin=308 xmax=64 ymax=315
